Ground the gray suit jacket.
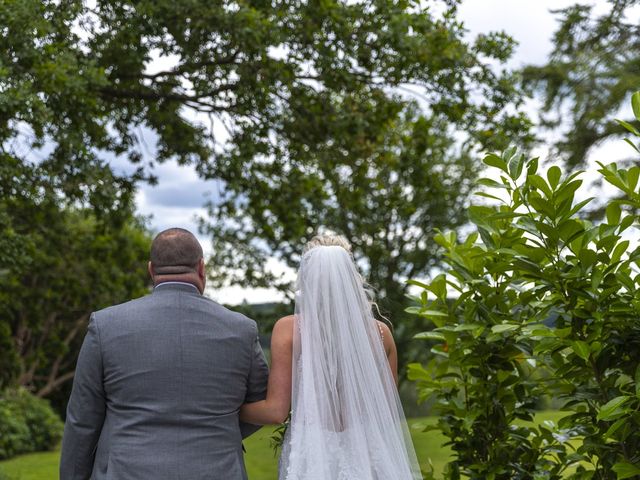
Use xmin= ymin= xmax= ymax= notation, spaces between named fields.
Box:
xmin=60 ymin=282 xmax=269 ymax=480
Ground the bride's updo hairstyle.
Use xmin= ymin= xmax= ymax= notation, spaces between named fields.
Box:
xmin=303 ymin=234 xmax=352 ymax=256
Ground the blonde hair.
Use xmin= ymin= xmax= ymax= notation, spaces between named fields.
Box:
xmin=302 ymin=234 xmax=391 ymax=327
xmin=303 ymin=234 xmax=352 ymax=255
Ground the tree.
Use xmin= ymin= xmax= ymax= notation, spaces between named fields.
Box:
xmin=202 ymin=104 xmax=483 ymax=371
xmin=2 ymin=0 xmax=533 ymax=375
xmin=0 ymin=157 xmax=151 ymax=409
xmin=522 ymin=0 xmax=640 ymax=168
xmin=1 ymin=0 xmax=529 ymax=180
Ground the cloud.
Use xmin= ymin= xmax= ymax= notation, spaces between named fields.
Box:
xmin=458 ymin=0 xmax=607 ymax=68
xmin=144 ymin=181 xmax=218 ymax=208
xmin=134 ymin=169 xmax=213 ymax=257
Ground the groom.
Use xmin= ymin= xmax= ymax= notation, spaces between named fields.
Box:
xmin=60 ymin=228 xmax=269 ymax=479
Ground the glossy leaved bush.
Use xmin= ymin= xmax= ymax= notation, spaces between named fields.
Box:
xmin=409 ymin=93 xmax=640 ymax=479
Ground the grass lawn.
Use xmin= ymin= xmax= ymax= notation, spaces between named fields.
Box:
xmin=0 ymin=412 xmax=566 ymax=479
xmin=243 ymin=417 xmax=453 ymax=478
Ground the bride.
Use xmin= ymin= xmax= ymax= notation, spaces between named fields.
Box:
xmin=240 ymin=235 xmax=422 ymax=479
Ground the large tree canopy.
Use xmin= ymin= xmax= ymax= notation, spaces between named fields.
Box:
xmin=2 ymin=0 xmax=534 ymax=376
xmin=522 ymin=0 xmax=640 ymax=168
xmin=2 ymin=0 xmax=529 ymax=175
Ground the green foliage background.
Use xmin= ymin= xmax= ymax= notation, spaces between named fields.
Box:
xmin=1 ymin=0 xmax=538 ymax=383
xmin=2 ymin=0 xmax=640 ymax=476
xmin=409 ymin=94 xmax=640 ymax=479
xmin=0 ymin=156 xmax=151 ymax=413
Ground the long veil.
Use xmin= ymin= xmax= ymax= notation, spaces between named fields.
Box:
xmin=279 ymin=246 xmax=422 ymax=480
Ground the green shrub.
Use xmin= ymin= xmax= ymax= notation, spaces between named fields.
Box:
xmin=409 ymin=92 xmax=640 ymax=479
xmin=0 ymin=388 xmax=63 ymax=460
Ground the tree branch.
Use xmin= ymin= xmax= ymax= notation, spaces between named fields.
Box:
xmin=125 ymin=51 xmax=242 ymax=81
xmin=36 ymin=370 xmax=76 ymax=398
xmin=98 ymin=86 xmax=236 ymax=112
xmin=35 ymin=313 xmax=89 ymax=397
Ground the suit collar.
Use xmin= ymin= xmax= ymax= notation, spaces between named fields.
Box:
xmin=153 ymin=281 xmax=201 ymax=294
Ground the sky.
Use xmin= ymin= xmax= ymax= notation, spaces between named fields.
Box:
xmin=130 ymin=0 xmax=628 ymax=304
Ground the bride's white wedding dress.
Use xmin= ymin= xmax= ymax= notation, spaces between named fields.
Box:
xmin=278 ymin=246 xmax=422 ymax=480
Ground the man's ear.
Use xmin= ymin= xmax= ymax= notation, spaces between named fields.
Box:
xmin=148 ymin=261 xmax=154 ymax=280
xmin=198 ymin=258 xmax=206 ymax=279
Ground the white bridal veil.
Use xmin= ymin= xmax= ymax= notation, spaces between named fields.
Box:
xmin=279 ymin=245 xmax=422 ymax=480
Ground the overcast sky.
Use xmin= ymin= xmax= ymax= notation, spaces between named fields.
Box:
xmin=132 ymin=0 xmax=628 ymax=304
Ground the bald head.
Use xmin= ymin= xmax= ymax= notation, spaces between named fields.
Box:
xmin=150 ymin=228 xmax=204 ymax=278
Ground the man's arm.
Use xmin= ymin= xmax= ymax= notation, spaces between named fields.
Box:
xmin=60 ymin=314 xmax=106 ymax=480
xmin=239 ymin=329 xmax=269 ymax=439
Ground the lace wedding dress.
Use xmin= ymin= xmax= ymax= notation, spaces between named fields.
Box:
xmin=278 ymin=246 xmax=422 ymax=480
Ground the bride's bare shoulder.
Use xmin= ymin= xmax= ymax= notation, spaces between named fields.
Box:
xmin=376 ymin=320 xmax=393 ymax=339
xmin=276 ymin=314 xmax=295 ymax=326
xmin=272 ymin=315 xmax=295 ymax=338
xmin=270 ymin=315 xmax=294 ymax=353
xmin=376 ymin=321 xmax=395 ymax=354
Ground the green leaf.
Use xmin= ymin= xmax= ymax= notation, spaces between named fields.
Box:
xmin=483 ymin=153 xmax=508 ymax=172
xmin=434 ymin=231 xmax=456 ymax=249
xmin=571 ymin=341 xmax=591 ymax=361
xmin=547 ymin=165 xmax=561 ymax=190
xmin=606 ymin=202 xmax=621 ymax=225
xmin=468 ymin=206 xmax=496 ymax=231
xmin=555 ymin=179 xmax=583 ymax=206
xmin=635 ymin=364 xmax=640 ymax=397
xmin=502 ymin=146 xmax=517 ymax=163
xmin=578 ymin=248 xmax=597 ymax=268
xmin=429 ymin=274 xmax=448 ymax=299
xmin=414 ymin=331 xmax=446 ymax=341
xmin=405 ymin=306 xmax=423 ymax=315
xmin=488 ymin=211 xmax=521 ymax=220
xmin=491 ymin=324 xmax=519 ymax=333
xmin=628 ymin=166 xmax=639 ymax=191
xmin=622 ymin=138 xmax=640 ymax=153
xmin=615 ymin=374 xmax=634 ymax=389
xmin=476 ymin=178 xmax=508 ymax=189
xmin=611 ymin=240 xmax=629 ymax=263
xmin=407 ymin=363 xmax=431 ymax=381
xmin=508 ymin=152 xmax=524 ymax=181
xmin=453 ymin=323 xmax=485 ymax=334
xmin=529 ymin=196 xmax=554 ymax=217
xmin=523 ymin=326 xmax=555 ymax=337
xmin=603 ymin=417 xmax=626 ymax=439
xmin=567 ymin=197 xmax=594 ymax=217
xmin=528 ymin=174 xmax=552 ymax=198
xmin=558 ymin=219 xmax=584 ymax=243
xmin=406 ymin=279 xmax=429 ymax=290
xmin=417 ymin=310 xmax=450 ymax=318
xmin=632 ymin=91 xmax=640 ymax=121
xmin=619 ymin=215 xmax=635 ymax=232
xmin=612 ymin=461 xmax=640 ymax=479
xmin=598 ymin=162 xmax=629 ymax=192
xmin=474 ymin=191 xmax=505 ymax=202
xmin=617 ymin=119 xmax=640 ymax=136
xmin=597 ymin=396 xmax=632 ymax=421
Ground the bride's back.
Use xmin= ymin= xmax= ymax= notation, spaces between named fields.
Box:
xmin=280 ymin=234 xmax=422 ymax=480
